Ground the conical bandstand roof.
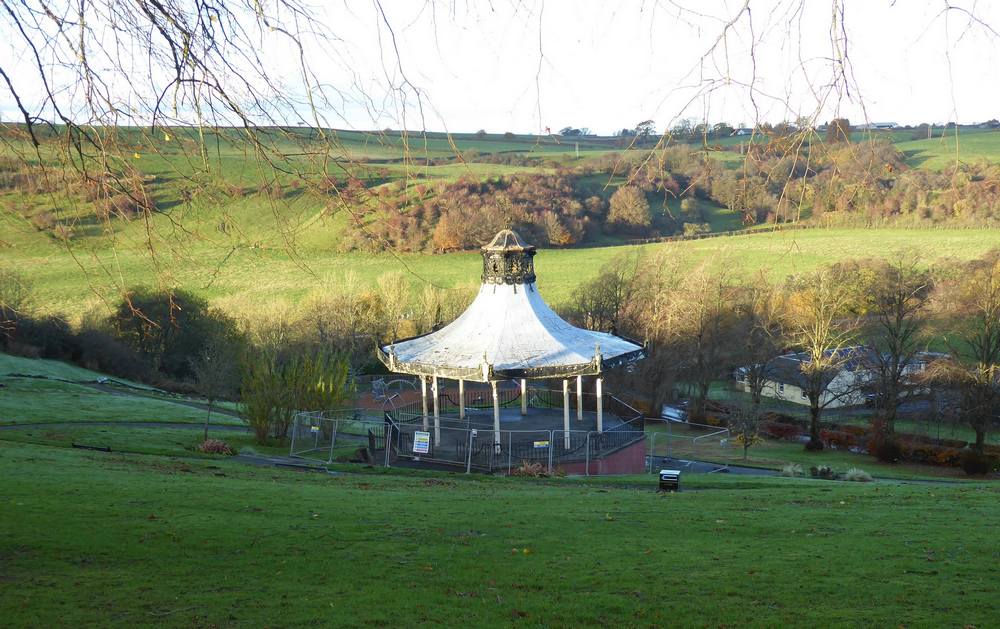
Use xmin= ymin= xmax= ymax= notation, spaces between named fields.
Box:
xmin=377 ymin=229 xmax=645 ymax=382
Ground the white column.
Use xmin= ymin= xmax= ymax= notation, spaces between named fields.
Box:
xmin=596 ymin=377 xmax=604 ymax=433
xmin=420 ymin=376 xmax=428 ymax=431
xmin=520 ymin=378 xmax=528 ymax=415
xmin=563 ymin=378 xmax=570 ymax=449
xmin=458 ymin=379 xmax=465 ymax=420
xmin=432 ymin=375 xmax=440 ymax=444
xmin=492 ymin=381 xmax=501 ymax=453
xmin=576 ymin=375 xmax=583 ymax=421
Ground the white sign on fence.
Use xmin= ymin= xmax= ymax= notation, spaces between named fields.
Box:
xmin=413 ymin=431 xmax=431 ymax=454
xmin=533 ymin=440 xmax=550 ymax=449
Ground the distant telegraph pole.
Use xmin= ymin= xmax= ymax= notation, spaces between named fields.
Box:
xmin=575 ymin=142 xmax=579 ymax=158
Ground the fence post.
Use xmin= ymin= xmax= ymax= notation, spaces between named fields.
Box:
xmin=289 ymin=412 xmax=299 ymax=457
xmin=548 ymin=430 xmax=554 ymax=474
xmin=585 ymin=432 xmax=591 ymax=477
xmin=507 ymin=431 xmax=512 ymax=474
xmin=331 ymin=419 xmax=339 ymax=465
xmin=465 ymin=428 xmax=474 ymax=474
xmin=647 ymin=432 xmax=654 ymax=473
xmin=667 ymin=421 xmax=672 ymax=459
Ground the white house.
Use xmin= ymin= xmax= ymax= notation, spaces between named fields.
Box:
xmin=734 ymin=347 xmax=939 ymax=408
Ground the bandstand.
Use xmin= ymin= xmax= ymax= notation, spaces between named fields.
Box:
xmin=376 ymin=229 xmax=647 ymax=472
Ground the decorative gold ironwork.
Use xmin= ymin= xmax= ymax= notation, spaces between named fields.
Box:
xmin=481 ymin=229 xmax=536 ymax=284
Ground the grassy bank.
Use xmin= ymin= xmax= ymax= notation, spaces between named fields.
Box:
xmin=1 ymin=440 xmax=997 ymax=627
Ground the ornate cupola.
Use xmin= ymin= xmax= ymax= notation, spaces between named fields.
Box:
xmin=481 ymin=228 xmax=537 ymax=285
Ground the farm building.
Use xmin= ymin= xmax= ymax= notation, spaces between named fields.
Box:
xmin=857 ymin=122 xmax=899 ymax=130
xmin=734 ymin=347 xmax=941 ymax=408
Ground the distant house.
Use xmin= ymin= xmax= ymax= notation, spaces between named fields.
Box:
xmin=734 ymin=347 xmax=939 ymax=408
xmin=857 ymin=122 xmax=899 ymax=130
xmin=731 ymin=128 xmax=754 ymax=136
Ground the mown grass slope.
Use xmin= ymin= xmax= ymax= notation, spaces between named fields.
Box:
xmin=1 ymin=440 xmax=997 ymax=627
xmin=0 ymin=352 xmax=241 ymax=427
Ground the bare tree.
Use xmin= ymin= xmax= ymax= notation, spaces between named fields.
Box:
xmin=627 ymin=250 xmax=688 ymax=415
xmin=931 ymin=255 xmax=1000 ymax=453
xmin=784 ymin=269 xmax=860 ymax=450
xmin=729 ymin=404 xmax=763 ymax=462
xmin=733 ymin=275 xmax=786 ymax=408
xmin=853 ymin=255 xmax=933 ymax=435
xmin=670 ymin=265 xmax=738 ymax=422
xmin=570 ymin=253 xmax=642 ymax=335
xmin=190 ymin=339 xmax=240 ymax=442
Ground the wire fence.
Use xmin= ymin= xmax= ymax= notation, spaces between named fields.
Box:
xmin=288 ymin=411 xmax=647 ymax=475
xmin=644 ymin=420 xmax=732 ymax=472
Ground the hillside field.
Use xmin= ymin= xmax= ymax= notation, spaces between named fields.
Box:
xmin=4 ymin=123 xmax=1000 ymax=321
xmin=5 ymin=227 xmax=999 ymax=320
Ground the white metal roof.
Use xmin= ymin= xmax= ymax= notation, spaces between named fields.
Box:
xmin=380 ymin=281 xmax=644 ymax=381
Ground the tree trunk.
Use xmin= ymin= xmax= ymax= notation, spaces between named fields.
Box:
xmin=807 ymin=399 xmax=824 ymax=451
xmin=690 ymin=381 xmax=710 ymax=422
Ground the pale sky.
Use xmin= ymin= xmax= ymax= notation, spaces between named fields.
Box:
xmin=3 ymin=1 xmax=1000 ymax=134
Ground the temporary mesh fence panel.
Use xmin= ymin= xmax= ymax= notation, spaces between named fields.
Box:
xmin=500 ymin=429 xmax=556 ymax=473
xmin=646 ymin=421 xmax=732 ymax=468
xmin=289 ymin=414 xmax=338 ymax=463
xmin=295 ymin=390 xmax=652 ymax=474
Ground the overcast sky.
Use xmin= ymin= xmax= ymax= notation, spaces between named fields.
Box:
xmin=3 ymin=1 xmax=1000 ymax=134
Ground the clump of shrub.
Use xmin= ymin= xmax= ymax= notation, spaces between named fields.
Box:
xmin=780 ymin=463 xmax=803 ymax=477
xmin=197 ymin=439 xmax=235 ymax=455
xmin=682 ymin=222 xmax=711 ymax=237
xmin=760 ymin=419 xmax=804 ymax=441
xmin=510 ymin=460 xmax=549 ymax=477
xmin=820 ymin=429 xmax=861 ymax=450
xmin=842 ymin=468 xmax=874 ymax=482
xmin=870 ymin=436 xmax=902 ymax=463
xmin=809 ymin=465 xmax=835 ymax=480
xmin=959 ymin=450 xmax=997 ymax=476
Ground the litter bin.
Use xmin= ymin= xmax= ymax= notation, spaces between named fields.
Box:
xmin=658 ymin=469 xmax=680 ymax=492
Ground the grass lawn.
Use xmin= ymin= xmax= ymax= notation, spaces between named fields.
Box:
xmin=1 ymin=440 xmax=998 ymax=627
xmin=0 ymin=352 xmax=149 ymax=382
xmin=643 ymin=422 xmax=978 ymax=481
xmin=0 ymin=353 xmax=242 ymax=427
xmin=0 ymin=424 xmax=285 ymax=459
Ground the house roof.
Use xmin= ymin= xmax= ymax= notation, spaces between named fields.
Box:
xmin=759 ymin=346 xmax=937 ymax=387
xmin=763 ymin=346 xmax=876 ymax=388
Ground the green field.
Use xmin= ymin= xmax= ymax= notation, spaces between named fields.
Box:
xmin=895 ymin=129 xmax=1000 ymax=170
xmin=1 ymin=440 xmax=997 ymax=627
xmin=5 ymin=123 xmax=1000 ymax=322
xmin=7 ymin=226 xmax=999 ymax=320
